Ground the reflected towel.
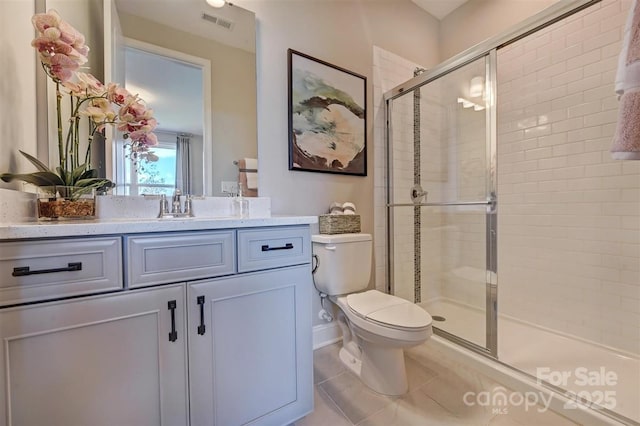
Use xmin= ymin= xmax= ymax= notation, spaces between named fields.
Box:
xmin=237 ymin=158 xmax=258 ymax=197
xmin=243 ymin=158 xmax=258 ymax=190
xmin=611 ymin=0 xmax=640 ymax=160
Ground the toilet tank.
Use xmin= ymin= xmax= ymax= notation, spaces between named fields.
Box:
xmin=311 ymin=233 xmax=372 ymax=296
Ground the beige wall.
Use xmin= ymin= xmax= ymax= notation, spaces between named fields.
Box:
xmin=0 ymin=1 xmax=62 ymax=189
xmin=119 ymin=12 xmax=257 ymax=196
xmin=439 ymin=0 xmax=559 ymax=60
xmin=1 ymin=0 xmax=104 ymax=188
xmin=241 ymin=0 xmax=440 ymax=326
xmin=244 ymin=0 xmax=439 ymax=221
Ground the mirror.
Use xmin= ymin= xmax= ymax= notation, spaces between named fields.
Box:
xmin=114 ymin=0 xmax=257 ymax=196
xmin=43 ymin=0 xmax=257 ymax=196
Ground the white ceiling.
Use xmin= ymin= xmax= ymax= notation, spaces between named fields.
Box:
xmin=411 ymin=0 xmax=470 ymax=20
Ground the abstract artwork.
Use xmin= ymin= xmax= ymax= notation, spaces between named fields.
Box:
xmin=288 ymin=49 xmax=367 ymax=176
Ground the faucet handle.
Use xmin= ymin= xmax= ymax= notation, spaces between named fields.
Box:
xmin=158 ymin=194 xmax=169 ymax=217
xmin=184 ymin=194 xmax=194 ymax=217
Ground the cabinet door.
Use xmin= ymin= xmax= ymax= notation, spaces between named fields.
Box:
xmin=189 ymin=265 xmax=313 ymax=426
xmin=0 ymin=285 xmax=189 ymax=426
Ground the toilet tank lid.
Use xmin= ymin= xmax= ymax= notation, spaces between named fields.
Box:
xmin=312 ymin=233 xmax=372 ymax=243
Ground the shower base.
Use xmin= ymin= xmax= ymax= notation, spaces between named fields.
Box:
xmin=422 ymin=299 xmax=640 ymax=424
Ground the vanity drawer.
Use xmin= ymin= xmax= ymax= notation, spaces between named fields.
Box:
xmin=0 ymin=237 xmax=122 ymax=306
xmin=126 ymin=230 xmax=235 ymax=288
xmin=237 ymin=226 xmax=310 ymax=272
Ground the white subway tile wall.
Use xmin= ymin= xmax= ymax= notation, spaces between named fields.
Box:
xmin=497 ymin=0 xmax=639 ymax=354
xmin=374 ymin=0 xmax=639 ymax=355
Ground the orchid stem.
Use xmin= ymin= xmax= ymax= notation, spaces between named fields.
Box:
xmin=55 ymin=81 xmax=64 ymax=172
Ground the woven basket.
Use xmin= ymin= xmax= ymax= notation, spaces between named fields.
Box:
xmin=319 ymin=214 xmax=361 ymax=234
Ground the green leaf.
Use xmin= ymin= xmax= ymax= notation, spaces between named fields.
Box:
xmin=75 ymin=177 xmax=112 ymax=188
xmin=0 ymin=171 xmax=64 ymax=187
xmin=56 ymin=167 xmax=69 ymax=185
xmin=71 ymin=163 xmax=89 ymax=184
xmin=18 ymin=150 xmax=51 ymax=173
xmin=79 ymin=168 xmax=98 ymax=180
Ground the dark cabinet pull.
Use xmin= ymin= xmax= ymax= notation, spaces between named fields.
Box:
xmin=261 ymin=243 xmax=293 ymax=251
xmin=197 ymin=296 xmax=206 ymax=336
xmin=168 ymin=300 xmax=178 ymax=342
xmin=12 ymin=262 xmax=82 ymax=277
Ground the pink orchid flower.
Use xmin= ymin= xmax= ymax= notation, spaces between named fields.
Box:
xmin=132 ymin=132 xmax=159 ymax=147
xmin=28 ymin=8 xmax=160 ymax=176
xmin=49 ymin=53 xmax=79 ymax=82
xmin=31 ymin=36 xmax=73 ymax=61
xmin=31 ymin=10 xmax=61 ymax=34
xmin=82 ymin=105 xmax=117 ymax=122
xmin=32 ymin=10 xmax=88 ymax=66
xmin=76 ymin=72 xmax=104 ymax=96
xmin=117 ymin=98 xmax=156 ymax=134
xmin=106 ymin=83 xmax=130 ymax=105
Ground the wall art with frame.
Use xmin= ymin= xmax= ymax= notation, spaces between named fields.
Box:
xmin=288 ymin=49 xmax=367 ymax=176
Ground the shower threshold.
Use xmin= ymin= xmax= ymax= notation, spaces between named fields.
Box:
xmin=422 ymin=299 xmax=640 ymax=424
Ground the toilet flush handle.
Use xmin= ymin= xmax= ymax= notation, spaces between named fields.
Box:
xmin=325 ymin=245 xmax=337 ymax=251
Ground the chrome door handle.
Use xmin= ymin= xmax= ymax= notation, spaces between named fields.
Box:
xmin=411 ymin=184 xmax=427 ymax=203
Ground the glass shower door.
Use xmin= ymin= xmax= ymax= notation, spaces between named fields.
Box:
xmin=386 ymin=53 xmax=497 ymax=354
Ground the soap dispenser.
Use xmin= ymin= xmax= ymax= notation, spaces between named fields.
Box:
xmin=233 ymin=182 xmax=249 ymax=218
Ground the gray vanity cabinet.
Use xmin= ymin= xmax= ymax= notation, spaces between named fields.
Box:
xmin=0 ymin=224 xmax=313 ymax=426
xmin=0 ymin=284 xmax=189 ymax=426
xmin=188 ymin=265 xmax=312 ymax=426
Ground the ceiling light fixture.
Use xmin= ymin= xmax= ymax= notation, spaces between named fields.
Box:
xmin=206 ymin=0 xmax=226 ymax=8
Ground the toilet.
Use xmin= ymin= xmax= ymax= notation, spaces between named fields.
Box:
xmin=312 ymin=233 xmax=432 ymax=396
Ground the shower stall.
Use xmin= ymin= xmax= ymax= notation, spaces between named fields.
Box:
xmin=383 ymin=0 xmax=639 ymax=424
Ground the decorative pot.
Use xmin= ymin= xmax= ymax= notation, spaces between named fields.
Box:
xmin=37 ymin=186 xmax=96 ymax=220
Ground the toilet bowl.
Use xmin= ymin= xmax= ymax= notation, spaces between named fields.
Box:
xmin=311 ymin=233 xmax=433 ymax=396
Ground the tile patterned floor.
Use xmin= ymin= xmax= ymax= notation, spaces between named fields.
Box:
xmin=296 ymin=342 xmax=579 ymax=426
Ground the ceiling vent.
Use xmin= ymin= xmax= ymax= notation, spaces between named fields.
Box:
xmin=201 ymin=13 xmax=235 ymax=30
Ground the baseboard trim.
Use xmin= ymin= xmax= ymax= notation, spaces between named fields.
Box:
xmin=312 ymin=322 xmax=341 ymax=350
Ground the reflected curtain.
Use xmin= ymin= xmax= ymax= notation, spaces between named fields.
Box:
xmin=175 ymin=134 xmax=191 ymax=194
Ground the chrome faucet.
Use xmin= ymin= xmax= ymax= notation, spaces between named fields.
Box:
xmin=158 ymin=190 xmax=195 ymax=218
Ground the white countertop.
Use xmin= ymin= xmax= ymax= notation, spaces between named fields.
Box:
xmin=0 ymin=189 xmax=317 ymax=239
xmin=0 ymin=216 xmax=318 ymax=240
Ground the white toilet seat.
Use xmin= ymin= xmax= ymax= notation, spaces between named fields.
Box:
xmin=334 ymin=290 xmax=432 ymax=344
xmin=346 ymin=290 xmax=432 ymax=330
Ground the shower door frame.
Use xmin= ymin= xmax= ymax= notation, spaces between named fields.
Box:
xmin=383 ymin=0 xmax=601 ymax=359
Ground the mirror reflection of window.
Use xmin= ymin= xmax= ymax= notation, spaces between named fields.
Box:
xmin=114 ymin=40 xmax=206 ymax=196
xmin=122 ymin=133 xmax=178 ymax=196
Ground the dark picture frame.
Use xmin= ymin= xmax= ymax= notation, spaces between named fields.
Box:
xmin=288 ymin=49 xmax=367 ymax=176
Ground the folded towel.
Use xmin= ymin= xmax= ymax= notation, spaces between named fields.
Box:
xmin=329 ymin=202 xmax=343 ymax=215
xmin=342 ymin=202 xmax=356 ymax=215
xmin=246 ymin=172 xmax=258 ymax=190
xmin=244 ymin=158 xmax=258 ymax=171
xmin=611 ymin=0 xmax=640 ymax=160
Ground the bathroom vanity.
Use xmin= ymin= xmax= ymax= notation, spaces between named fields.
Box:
xmin=0 ymin=216 xmax=315 ymax=426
